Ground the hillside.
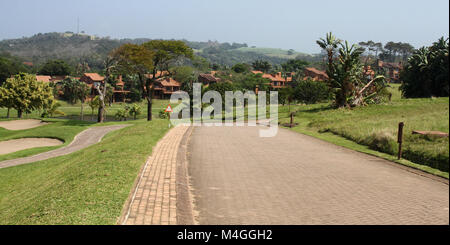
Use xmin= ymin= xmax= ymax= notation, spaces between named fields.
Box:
xmin=0 ymin=32 xmax=320 ymax=70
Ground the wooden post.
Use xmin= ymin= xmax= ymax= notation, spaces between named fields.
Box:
xmin=398 ymin=122 xmax=404 ymax=160
xmin=290 ymin=112 xmax=294 ymax=128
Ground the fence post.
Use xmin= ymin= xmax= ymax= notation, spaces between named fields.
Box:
xmin=398 ymin=122 xmax=404 ymax=160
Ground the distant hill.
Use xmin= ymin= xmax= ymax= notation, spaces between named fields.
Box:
xmin=0 ymin=32 xmax=321 ymax=70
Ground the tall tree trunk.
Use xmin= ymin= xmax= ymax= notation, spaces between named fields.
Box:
xmin=146 ymin=82 xmax=153 ymax=121
xmin=6 ymin=108 xmax=10 ymax=118
xmin=97 ymin=102 xmax=105 ymax=123
xmin=18 ymin=109 xmax=22 ymax=118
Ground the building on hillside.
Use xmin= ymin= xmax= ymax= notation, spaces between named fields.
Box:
xmin=35 ymin=75 xmax=52 ymax=83
xmin=376 ymin=60 xmax=402 ymax=83
xmin=80 ymin=73 xmax=105 ymax=85
xmin=303 ymin=67 xmax=328 ymax=81
xmin=151 ymin=77 xmax=182 ymax=99
xmin=113 ymin=75 xmax=130 ymax=103
xmin=198 ymin=73 xmax=220 ymax=86
xmin=251 ymin=71 xmax=293 ymax=89
xmin=23 ymin=62 xmax=34 ymax=67
xmin=50 ymin=76 xmax=68 ymax=83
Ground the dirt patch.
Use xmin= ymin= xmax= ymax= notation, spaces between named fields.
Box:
xmin=0 ymin=120 xmax=49 ymax=130
xmin=0 ymin=138 xmax=63 ymax=155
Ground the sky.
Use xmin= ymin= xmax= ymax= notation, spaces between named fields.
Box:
xmin=0 ymin=0 xmax=448 ymax=53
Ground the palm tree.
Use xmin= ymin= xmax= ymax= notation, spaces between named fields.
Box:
xmin=316 ymin=32 xmax=341 ymax=79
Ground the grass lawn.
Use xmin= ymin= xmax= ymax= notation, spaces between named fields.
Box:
xmin=0 ymin=119 xmax=171 ymax=224
xmin=278 ymin=84 xmax=449 ymax=178
xmin=0 ymin=99 xmax=176 ymax=121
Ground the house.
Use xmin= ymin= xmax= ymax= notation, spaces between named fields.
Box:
xmin=113 ymin=75 xmax=130 ymax=103
xmin=303 ymin=67 xmax=328 ymax=81
xmin=376 ymin=60 xmax=402 ymax=83
xmin=80 ymin=73 xmax=105 ymax=85
xmin=151 ymin=77 xmax=182 ymax=99
xmin=251 ymin=71 xmax=292 ymax=89
xmin=35 ymin=75 xmax=52 ymax=83
xmin=198 ymin=73 xmax=220 ymax=86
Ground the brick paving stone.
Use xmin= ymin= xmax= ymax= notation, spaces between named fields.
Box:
xmin=122 ymin=125 xmax=189 ymax=225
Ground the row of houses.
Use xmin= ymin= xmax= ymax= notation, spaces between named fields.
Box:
xmin=33 ymin=62 xmax=400 ymax=102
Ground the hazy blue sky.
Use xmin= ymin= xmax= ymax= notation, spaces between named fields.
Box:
xmin=0 ymin=0 xmax=448 ymax=53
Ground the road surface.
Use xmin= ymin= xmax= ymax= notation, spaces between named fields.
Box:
xmin=188 ymin=125 xmax=449 ymax=225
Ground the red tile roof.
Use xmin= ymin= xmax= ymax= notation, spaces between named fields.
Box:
xmin=158 ymin=77 xmax=181 ymax=87
xmin=36 ymin=75 xmax=52 ymax=83
xmin=199 ymin=73 xmax=219 ymax=82
xmin=305 ymin=67 xmax=328 ymax=78
xmin=83 ymin=73 xmax=104 ymax=81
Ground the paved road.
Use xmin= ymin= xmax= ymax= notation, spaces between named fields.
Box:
xmin=0 ymin=125 xmax=129 ymax=169
xmin=188 ymin=126 xmax=449 ymax=225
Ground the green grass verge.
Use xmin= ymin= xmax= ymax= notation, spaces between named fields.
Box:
xmin=0 ymin=119 xmax=171 ymax=224
xmin=278 ymin=84 xmax=449 ymax=177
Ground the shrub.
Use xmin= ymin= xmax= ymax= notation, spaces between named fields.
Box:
xmin=159 ymin=110 xmax=169 ymax=119
xmin=293 ymin=80 xmax=331 ymax=104
xmin=115 ymin=106 xmax=129 ymax=121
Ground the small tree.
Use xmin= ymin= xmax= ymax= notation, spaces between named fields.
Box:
xmin=59 ymin=77 xmax=90 ymax=120
xmin=1 ymin=73 xmax=54 ymax=118
xmin=88 ymin=96 xmax=100 ymax=121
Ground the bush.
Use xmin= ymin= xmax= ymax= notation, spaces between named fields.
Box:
xmin=115 ymin=106 xmax=129 ymax=121
xmin=159 ymin=110 xmax=169 ymax=119
xmin=293 ymin=80 xmax=331 ymax=104
xmin=400 ymin=37 xmax=449 ymax=98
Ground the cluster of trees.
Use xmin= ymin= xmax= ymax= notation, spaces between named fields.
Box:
xmin=318 ymin=33 xmax=388 ymax=108
xmin=400 ymin=37 xmax=449 ymax=98
xmin=358 ymin=40 xmax=415 ymax=63
xmin=0 ymin=53 xmax=33 ymax=85
xmin=109 ymin=40 xmax=194 ymax=122
xmin=0 ymin=73 xmax=55 ymax=118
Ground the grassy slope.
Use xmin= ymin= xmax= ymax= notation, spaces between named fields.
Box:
xmin=279 ymin=84 xmax=449 ymax=177
xmin=0 ymin=119 xmax=170 ymax=224
xmin=235 ymin=47 xmax=310 ymax=59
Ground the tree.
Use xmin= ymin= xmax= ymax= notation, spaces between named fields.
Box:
xmin=1 ymin=73 xmax=54 ymax=118
xmin=141 ymin=40 xmax=194 ymax=121
xmin=318 ymin=34 xmax=386 ymax=108
xmin=292 ymin=79 xmax=331 ymax=104
xmin=281 ymin=59 xmax=309 ymax=73
xmin=94 ymin=57 xmax=116 ymax=122
xmin=231 ymin=63 xmax=251 ymax=73
xmin=0 ymin=57 xmax=27 ymax=86
xmin=400 ymin=37 xmax=449 ymax=98
xmin=251 ymin=60 xmax=272 ymax=73
xmin=316 ymin=32 xmax=341 ymax=86
xmin=41 ymin=100 xmax=65 ymax=118
xmin=39 ymin=60 xmax=72 ymax=76
xmin=0 ymin=83 xmax=14 ymax=118
xmin=58 ymin=77 xmax=90 ymax=120
xmin=88 ymin=96 xmax=99 ymax=121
